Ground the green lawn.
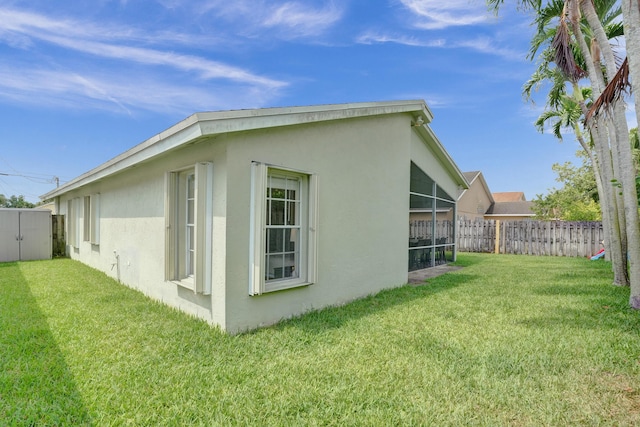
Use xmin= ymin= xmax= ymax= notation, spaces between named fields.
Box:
xmin=1 ymin=254 xmax=639 ymax=426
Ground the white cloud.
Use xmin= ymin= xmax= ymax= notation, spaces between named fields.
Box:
xmin=454 ymin=37 xmax=525 ymax=60
xmin=356 ymin=31 xmax=445 ymax=47
xmin=0 ymin=65 xmax=276 ymax=114
xmin=200 ymin=0 xmax=343 ymax=39
xmin=356 ymin=30 xmax=524 ymax=61
xmin=0 ymin=6 xmax=288 ymax=113
xmin=41 ymin=34 xmax=285 ymax=88
xmin=263 ymin=2 xmax=342 ymax=36
xmin=398 ymin=0 xmax=496 ymax=30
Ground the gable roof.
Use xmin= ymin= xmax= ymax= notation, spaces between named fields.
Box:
xmin=462 ymin=171 xmax=481 ymax=183
xmin=42 ymin=100 xmax=468 ymax=200
xmin=458 ymin=171 xmax=494 ymax=204
xmin=492 ymin=191 xmax=526 ymax=202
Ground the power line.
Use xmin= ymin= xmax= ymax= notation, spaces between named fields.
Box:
xmin=0 ymin=172 xmax=60 ymax=186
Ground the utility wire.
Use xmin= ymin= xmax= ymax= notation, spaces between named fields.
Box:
xmin=0 ymin=172 xmax=61 ymax=186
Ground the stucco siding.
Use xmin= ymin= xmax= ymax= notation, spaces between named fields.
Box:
xmin=48 ymin=101 xmax=465 ymax=333
xmin=409 ymin=132 xmax=460 ymax=200
xmin=222 ymin=115 xmax=412 ymax=332
xmin=58 ymin=140 xmax=228 ymax=327
xmin=458 ymin=183 xmax=492 ymax=220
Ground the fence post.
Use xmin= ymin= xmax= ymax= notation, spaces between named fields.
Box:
xmin=494 ymin=220 xmax=500 ymax=254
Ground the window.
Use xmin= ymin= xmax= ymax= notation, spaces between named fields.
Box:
xmin=165 ymin=162 xmax=213 ymax=294
xmin=83 ymin=196 xmax=90 ymax=242
xmin=249 ymin=163 xmax=317 ymax=295
xmin=408 ymin=162 xmax=456 ymax=270
xmin=67 ymin=198 xmax=81 ymax=248
xmin=83 ymin=194 xmax=100 ymax=245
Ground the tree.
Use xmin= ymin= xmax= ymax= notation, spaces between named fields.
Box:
xmin=489 ymin=0 xmax=640 ymax=308
xmin=0 ymin=194 xmax=35 ymax=208
xmin=523 ymin=0 xmax=628 ymax=284
xmin=532 ymin=157 xmax=600 ymax=220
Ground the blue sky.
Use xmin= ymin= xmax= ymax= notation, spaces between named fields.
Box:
xmin=0 ymin=0 xmax=615 ymax=203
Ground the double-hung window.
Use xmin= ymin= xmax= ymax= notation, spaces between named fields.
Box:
xmin=249 ymin=162 xmax=317 ymax=295
xmin=83 ymin=194 xmax=100 ymax=245
xmin=165 ymin=162 xmax=213 ymax=294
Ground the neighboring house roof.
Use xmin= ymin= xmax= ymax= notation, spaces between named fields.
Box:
xmin=41 ymin=100 xmax=468 ymax=200
xmin=458 ymin=171 xmax=495 ymax=204
xmin=485 ymin=201 xmax=535 ymax=217
xmin=492 ymin=192 xmax=526 ymax=202
xmin=462 ymin=171 xmax=480 ymax=183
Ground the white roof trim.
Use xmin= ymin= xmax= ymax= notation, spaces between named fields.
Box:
xmin=42 ymin=99 xmax=461 ymax=200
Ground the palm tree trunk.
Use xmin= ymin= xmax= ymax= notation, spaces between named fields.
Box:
xmin=570 ymin=4 xmax=629 ymax=284
xmin=592 ymin=119 xmax=628 ymax=284
xmin=583 ymin=0 xmax=640 ymax=306
xmin=573 ymin=117 xmax=613 ymax=264
xmin=621 ymin=0 xmax=640 ymax=136
xmin=621 ymin=0 xmax=640 ymax=307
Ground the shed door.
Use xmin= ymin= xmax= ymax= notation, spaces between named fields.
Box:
xmin=0 ymin=210 xmax=20 ymax=262
xmin=19 ymin=211 xmax=52 ymax=261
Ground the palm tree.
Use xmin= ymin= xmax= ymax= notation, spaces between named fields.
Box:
xmin=489 ymin=0 xmax=640 ymax=308
xmin=524 ymin=0 xmax=628 ymax=285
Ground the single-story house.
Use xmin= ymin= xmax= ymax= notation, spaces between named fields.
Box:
xmin=492 ymin=191 xmax=526 ymax=202
xmin=484 ymin=201 xmax=535 ymax=221
xmin=456 ymin=176 xmax=535 ymax=222
xmin=42 ymin=100 xmax=468 ymax=333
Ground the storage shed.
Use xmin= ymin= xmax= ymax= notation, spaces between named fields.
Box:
xmin=41 ymin=100 xmax=468 ymax=333
xmin=0 ymin=209 xmax=52 ymax=262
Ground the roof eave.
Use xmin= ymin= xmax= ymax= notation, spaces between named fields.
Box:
xmin=414 ymin=124 xmax=469 ymax=190
xmin=41 ymin=100 xmax=441 ymax=200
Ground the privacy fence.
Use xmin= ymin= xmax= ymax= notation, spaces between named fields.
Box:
xmin=456 ymin=219 xmax=604 ymax=258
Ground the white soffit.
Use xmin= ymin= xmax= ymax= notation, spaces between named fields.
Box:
xmin=42 ymin=100 xmax=438 ymax=199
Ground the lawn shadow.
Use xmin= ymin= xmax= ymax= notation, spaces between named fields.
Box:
xmin=0 ymin=262 xmax=92 ymax=425
xmin=451 ymin=252 xmax=489 ymax=268
xmin=271 ymin=269 xmax=476 ymax=335
xmin=519 ymin=277 xmax=639 ymax=332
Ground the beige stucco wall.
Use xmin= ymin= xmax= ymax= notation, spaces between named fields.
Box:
xmin=458 ymin=179 xmax=492 ymax=220
xmin=56 ymin=111 xmax=462 ymax=333
xmin=222 ymin=115 xmax=412 ymax=332
xmin=58 ymin=141 xmax=229 ymax=327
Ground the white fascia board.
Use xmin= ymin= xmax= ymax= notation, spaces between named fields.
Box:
xmin=195 ymin=99 xmax=433 ymax=133
xmin=42 ymin=115 xmax=203 ymax=200
xmin=415 ymin=124 xmax=469 ymax=190
xmin=41 ymin=100 xmax=431 ymax=200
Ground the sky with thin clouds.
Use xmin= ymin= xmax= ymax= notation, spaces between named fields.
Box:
xmin=0 ymin=0 xmax=617 ymax=203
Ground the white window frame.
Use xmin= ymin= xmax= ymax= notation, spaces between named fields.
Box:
xmin=90 ymin=194 xmax=100 ymax=245
xmin=249 ymin=162 xmax=318 ymax=295
xmin=67 ymin=198 xmax=81 ymax=249
xmin=83 ymin=196 xmax=91 ymax=242
xmin=165 ymin=162 xmax=213 ymax=294
xmin=83 ymin=194 xmax=100 ymax=245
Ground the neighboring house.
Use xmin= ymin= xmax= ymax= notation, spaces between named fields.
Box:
xmin=42 ymin=100 xmax=468 ymax=334
xmin=457 ymin=171 xmax=494 ymax=220
xmin=492 ymin=192 xmax=526 ymax=202
xmin=457 ymin=177 xmax=535 ymax=221
xmin=38 ymin=200 xmax=57 ymax=214
xmin=487 ymin=192 xmax=534 ymax=221
xmin=484 ymin=201 xmax=535 ymax=221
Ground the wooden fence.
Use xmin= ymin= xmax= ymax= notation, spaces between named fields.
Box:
xmin=52 ymin=214 xmax=66 ymax=257
xmin=456 ymin=219 xmax=604 ymax=258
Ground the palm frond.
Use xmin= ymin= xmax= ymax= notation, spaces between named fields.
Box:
xmin=586 ymin=57 xmax=630 ymax=122
xmin=552 ymin=17 xmax=586 ymax=82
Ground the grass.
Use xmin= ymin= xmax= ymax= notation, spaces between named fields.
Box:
xmin=1 ymin=254 xmax=640 ymax=426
